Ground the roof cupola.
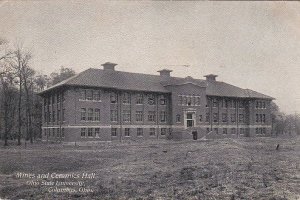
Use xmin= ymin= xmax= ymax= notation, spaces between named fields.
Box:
xmin=101 ymin=62 xmax=117 ymax=71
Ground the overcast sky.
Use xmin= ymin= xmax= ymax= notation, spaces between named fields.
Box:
xmin=1 ymin=1 xmax=300 ymax=114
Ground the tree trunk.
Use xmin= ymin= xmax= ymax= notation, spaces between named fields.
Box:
xmin=24 ymin=77 xmax=33 ymax=144
xmin=1 ymin=78 xmax=9 ymax=146
xmin=17 ymin=78 xmax=22 ymax=145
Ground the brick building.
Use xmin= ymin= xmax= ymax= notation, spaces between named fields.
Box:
xmin=39 ymin=62 xmax=274 ymax=142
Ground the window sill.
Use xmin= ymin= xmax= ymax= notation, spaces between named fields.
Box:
xmin=80 ymin=120 xmax=101 ymax=122
xmin=79 ymin=99 xmax=102 ymax=102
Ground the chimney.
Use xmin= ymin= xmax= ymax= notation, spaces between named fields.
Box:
xmin=101 ymin=62 xmax=117 ymax=71
xmin=204 ymin=74 xmax=218 ymax=81
xmin=158 ymin=69 xmax=172 ymax=77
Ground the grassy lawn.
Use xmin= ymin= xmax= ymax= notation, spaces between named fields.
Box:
xmin=0 ymin=137 xmax=299 ymax=200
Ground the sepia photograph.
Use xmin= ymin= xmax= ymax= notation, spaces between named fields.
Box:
xmin=0 ymin=1 xmax=299 ymax=199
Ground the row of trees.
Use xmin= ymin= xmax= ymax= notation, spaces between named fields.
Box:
xmin=0 ymin=38 xmax=75 ymax=146
xmin=271 ymin=102 xmax=300 ymax=136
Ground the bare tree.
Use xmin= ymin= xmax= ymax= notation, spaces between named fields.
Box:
xmin=50 ymin=66 xmax=75 ymax=86
xmin=9 ymin=44 xmax=33 ymax=144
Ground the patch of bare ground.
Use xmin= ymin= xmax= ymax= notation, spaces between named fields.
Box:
xmin=0 ymin=137 xmax=299 ymax=199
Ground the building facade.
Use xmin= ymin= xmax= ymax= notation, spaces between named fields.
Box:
xmin=39 ymin=62 xmax=274 ymax=142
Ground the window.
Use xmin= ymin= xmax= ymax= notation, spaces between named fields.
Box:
xmin=256 ymin=128 xmax=259 ymax=134
xmin=206 ymin=128 xmax=210 ymax=133
xmin=125 ymin=128 xmax=130 ymax=137
xmin=212 ymin=99 xmax=218 ymax=108
xmin=80 ymin=108 xmax=86 ymax=121
xmin=196 ymin=97 xmax=201 ymax=106
xmin=148 ymin=94 xmax=156 ymax=105
xmin=178 ymin=96 xmax=183 ymax=105
xmin=187 ymin=97 xmax=192 ymax=106
xmin=161 ymin=128 xmax=166 ymax=136
xmin=123 ymin=110 xmax=131 ymax=122
xmin=262 ymin=128 xmax=266 ymax=134
xmin=135 ymin=111 xmax=143 ymax=122
xmin=62 ymin=92 xmax=65 ymax=102
xmin=52 ymin=111 xmax=56 ymax=122
xmin=205 ymin=113 xmax=210 ymax=122
xmin=256 ymin=114 xmax=259 ymax=123
xmin=199 ymin=115 xmax=203 ymax=122
xmin=86 ymin=90 xmax=93 ymax=100
xmin=95 ymin=128 xmax=100 ymax=137
xmin=149 ymin=128 xmax=156 ymax=136
xmin=231 ymin=100 xmax=236 ymax=108
xmin=239 ymin=114 xmax=244 ymax=123
xmin=231 ymin=128 xmax=236 ymax=134
xmin=94 ymin=109 xmax=100 ymax=121
xmin=57 ymin=110 xmax=60 ymax=121
xmin=56 ymin=128 xmax=60 ymax=137
xmin=93 ymin=90 xmax=101 ymax=101
xmin=57 ymin=94 xmax=60 ymax=103
xmin=214 ymin=128 xmax=218 ymax=134
xmin=221 ymin=99 xmax=227 ymax=108
xmin=136 ymin=94 xmax=143 ymax=104
xmin=62 ymin=109 xmax=65 ymax=121
xmin=61 ymin=128 xmax=65 ymax=138
xmin=222 ymin=113 xmax=228 ymax=122
xmin=123 ymin=93 xmax=131 ymax=104
xmin=81 ymin=128 xmax=86 ymax=137
xmin=49 ymin=112 xmax=52 ymax=122
xmin=160 ymin=95 xmax=167 ymax=105
xmin=256 ymin=101 xmax=259 ymax=109
xmin=186 ymin=113 xmax=194 ymax=127
xmin=176 ymin=114 xmax=181 ymax=123
xmin=52 ymin=95 xmax=55 ymax=105
xmin=222 ymin=128 xmax=227 ymax=134
xmin=44 ymin=98 xmax=47 ymax=107
xmin=52 ymin=128 xmax=55 ymax=137
xmin=240 ymin=128 xmax=244 ymax=135
xmin=137 ymin=128 xmax=143 ymax=136
xmin=80 ymin=90 xmax=86 ymax=100
xmin=262 ymin=102 xmax=266 ymax=109
xmin=231 ymin=114 xmax=236 ymax=122
xmin=88 ymin=108 xmax=93 ymax=121
xmin=44 ymin=112 xmax=47 ymax=123
xmin=239 ymin=101 xmax=244 ymax=108
xmin=262 ymin=114 xmax=266 ymax=123
xmin=88 ymin=128 xmax=93 ymax=137
xmin=213 ymin=113 xmax=218 ymax=122
xmin=183 ymin=96 xmax=187 ymax=105
xmin=148 ymin=111 xmax=156 ymax=122
xmin=160 ymin=111 xmax=167 ymax=123
xmin=44 ymin=110 xmax=48 ymax=121
xmin=110 ymin=110 xmax=118 ymax=122
xmin=111 ymin=128 xmax=117 ymax=137
xmin=110 ymin=92 xmax=117 ymax=103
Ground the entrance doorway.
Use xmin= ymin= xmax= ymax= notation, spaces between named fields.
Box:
xmin=186 ymin=113 xmax=195 ymax=128
xmin=192 ymin=131 xmax=198 ymax=140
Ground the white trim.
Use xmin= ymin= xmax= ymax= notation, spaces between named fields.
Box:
xmin=79 ymin=99 xmax=102 ymax=103
xmin=42 ymin=124 xmax=272 ymax=129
